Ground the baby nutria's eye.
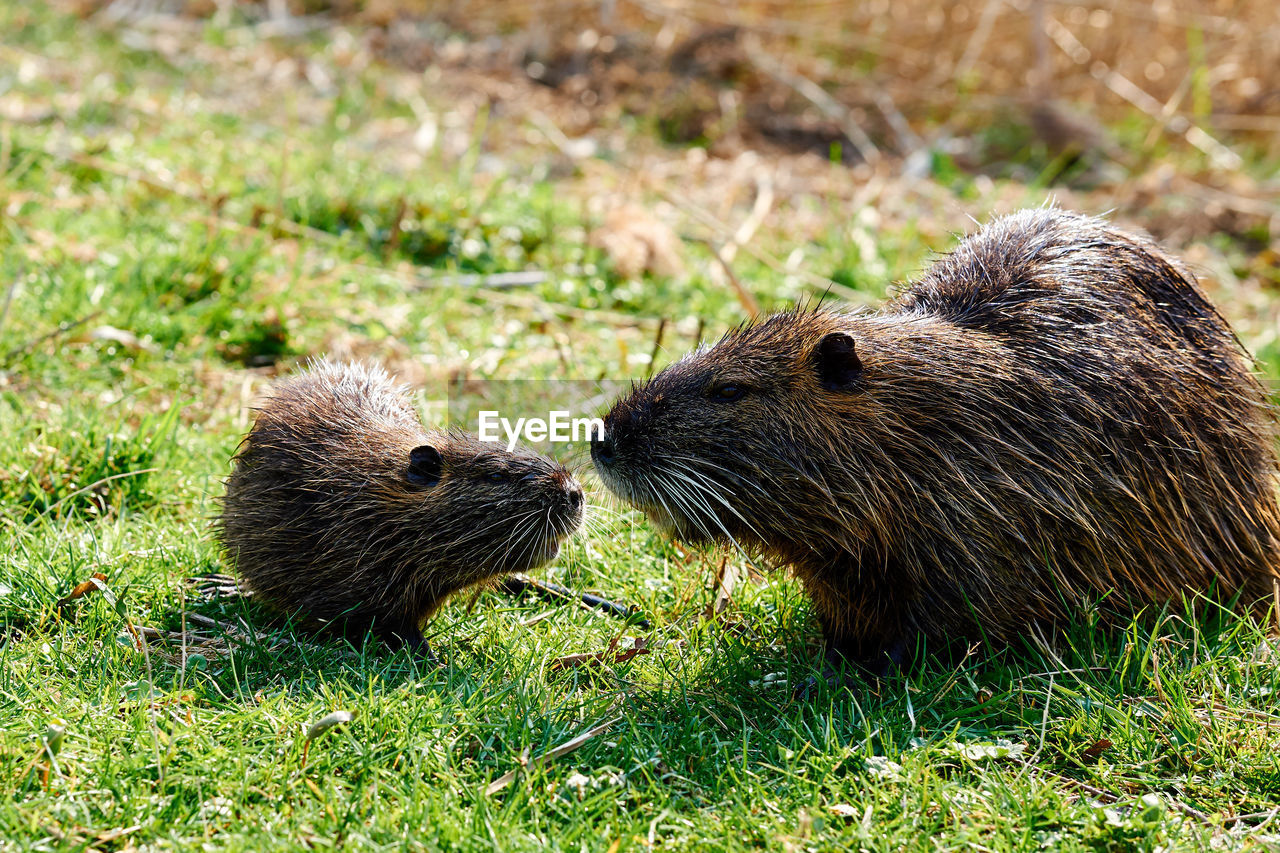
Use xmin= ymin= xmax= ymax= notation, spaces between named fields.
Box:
xmin=711 ymin=384 xmax=747 ymax=402
xmin=487 ymin=471 xmax=507 ymax=483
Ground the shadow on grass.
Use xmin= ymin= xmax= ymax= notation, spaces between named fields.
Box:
xmin=573 ymin=592 xmax=1278 ymax=797
xmin=10 ymin=547 xmax=1278 ymax=826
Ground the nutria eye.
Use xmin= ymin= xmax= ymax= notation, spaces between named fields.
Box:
xmin=487 ymin=471 xmax=506 ymax=482
xmin=712 ymin=384 xmax=746 ymax=402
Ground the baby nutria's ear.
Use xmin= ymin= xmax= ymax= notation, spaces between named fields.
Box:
xmin=407 ymin=444 xmax=443 ymax=486
xmin=814 ymin=332 xmax=863 ymax=391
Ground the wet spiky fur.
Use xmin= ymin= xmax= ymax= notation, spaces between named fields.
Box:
xmin=216 ymin=361 xmax=584 ymax=651
xmin=593 ymin=209 xmax=1280 ymax=671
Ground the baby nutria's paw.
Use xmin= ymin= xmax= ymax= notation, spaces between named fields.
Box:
xmin=377 ymin=625 xmax=444 ymax=667
xmin=793 ymin=636 xmax=915 ymax=699
xmin=792 ymin=666 xmax=862 ymax=700
xmin=856 ymin=636 xmax=912 ymax=679
xmin=403 ymin=633 xmax=442 ymax=667
xmin=792 ymin=650 xmax=865 ymax=699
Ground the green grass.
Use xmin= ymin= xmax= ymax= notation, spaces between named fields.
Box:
xmin=3 ymin=2 xmax=1280 ymax=849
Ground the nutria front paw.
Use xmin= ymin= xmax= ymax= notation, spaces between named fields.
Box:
xmin=792 ymin=664 xmax=863 ymax=700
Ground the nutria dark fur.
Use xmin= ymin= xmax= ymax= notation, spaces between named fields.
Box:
xmin=592 ymin=209 xmax=1280 ymax=672
xmin=217 ymin=361 xmax=584 ymax=653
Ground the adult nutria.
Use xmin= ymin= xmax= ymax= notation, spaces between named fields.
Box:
xmin=592 ymin=208 xmax=1280 ymax=673
xmin=216 ymin=360 xmax=585 ymax=654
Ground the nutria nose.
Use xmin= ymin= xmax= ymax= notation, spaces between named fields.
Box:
xmin=591 ymin=432 xmax=616 ymax=466
xmin=567 ymin=482 xmax=584 ymax=511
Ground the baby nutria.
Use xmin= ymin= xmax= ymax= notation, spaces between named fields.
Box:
xmin=592 ymin=208 xmax=1280 ymax=673
xmin=217 ymin=360 xmax=584 ymax=654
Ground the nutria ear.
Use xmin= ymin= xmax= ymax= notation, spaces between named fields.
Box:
xmin=814 ymin=332 xmax=863 ymax=390
xmin=407 ymin=444 xmax=443 ymax=486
